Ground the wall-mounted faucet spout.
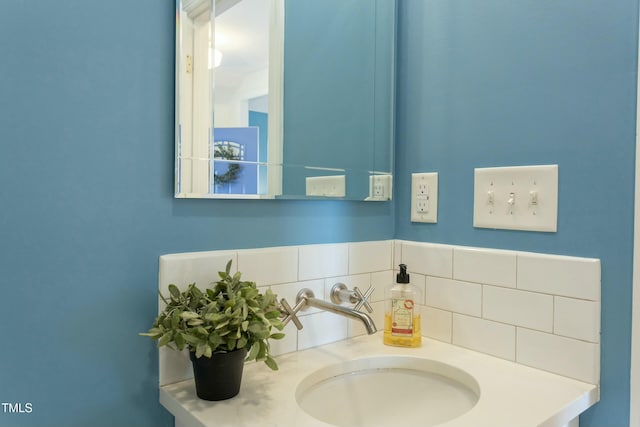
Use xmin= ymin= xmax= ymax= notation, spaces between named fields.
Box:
xmin=296 ymin=288 xmax=377 ymax=334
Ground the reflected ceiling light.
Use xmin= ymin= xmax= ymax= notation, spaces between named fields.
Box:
xmin=209 ymin=48 xmax=223 ymax=69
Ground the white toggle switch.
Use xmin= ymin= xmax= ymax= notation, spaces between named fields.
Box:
xmin=473 ymin=165 xmax=558 ymax=232
xmin=487 ymin=190 xmax=495 ymax=205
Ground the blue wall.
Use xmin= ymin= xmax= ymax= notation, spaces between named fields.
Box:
xmin=1 ymin=0 xmax=638 ymax=426
xmin=0 ymin=1 xmax=393 ymax=426
xmin=394 ymin=1 xmax=638 ymax=425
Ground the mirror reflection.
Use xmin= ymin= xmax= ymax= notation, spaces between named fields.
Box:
xmin=175 ymin=0 xmax=396 ymax=200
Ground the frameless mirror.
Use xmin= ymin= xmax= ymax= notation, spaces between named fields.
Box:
xmin=175 ymin=0 xmax=396 ymax=200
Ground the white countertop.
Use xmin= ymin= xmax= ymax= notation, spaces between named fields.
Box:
xmin=160 ymin=334 xmax=599 ymax=427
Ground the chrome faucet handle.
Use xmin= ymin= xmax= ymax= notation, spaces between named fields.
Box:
xmin=279 ymin=298 xmax=304 ymax=330
xmin=330 ymin=283 xmax=375 ymax=313
xmin=353 ymin=286 xmax=374 ymax=313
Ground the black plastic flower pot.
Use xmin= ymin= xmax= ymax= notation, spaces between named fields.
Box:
xmin=189 ymin=348 xmax=248 ymax=401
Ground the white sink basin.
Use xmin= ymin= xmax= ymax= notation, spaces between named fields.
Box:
xmin=160 ymin=335 xmax=599 ymax=427
xmin=295 ymin=356 xmax=480 ymax=427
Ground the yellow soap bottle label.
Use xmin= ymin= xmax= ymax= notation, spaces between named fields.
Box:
xmin=391 ymin=298 xmax=414 ymax=336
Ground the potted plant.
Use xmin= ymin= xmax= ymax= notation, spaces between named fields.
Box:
xmin=140 ymin=260 xmax=285 ymax=401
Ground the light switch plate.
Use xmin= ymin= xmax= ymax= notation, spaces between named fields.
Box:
xmin=411 ymin=172 xmax=438 ymax=223
xmin=305 ymin=175 xmax=346 ymax=197
xmin=473 ymin=165 xmax=558 ymax=232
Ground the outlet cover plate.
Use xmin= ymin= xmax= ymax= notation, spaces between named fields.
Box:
xmin=367 ymin=174 xmax=393 ymax=201
xmin=473 ymin=165 xmax=558 ymax=232
xmin=411 ymin=172 xmax=438 ymax=223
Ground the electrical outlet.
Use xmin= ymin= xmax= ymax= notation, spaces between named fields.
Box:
xmin=367 ymin=174 xmax=393 ymax=201
xmin=411 ymin=172 xmax=438 ymax=223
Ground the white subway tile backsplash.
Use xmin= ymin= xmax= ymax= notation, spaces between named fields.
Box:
xmin=453 ymin=247 xmax=517 ymax=287
xmin=483 ymin=286 xmax=553 ymax=332
xmin=297 ymin=311 xmax=348 ymax=350
xmin=408 ymin=273 xmax=427 ymax=305
xmin=299 ymin=243 xmax=348 ymax=281
xmin=349 ymin=240 xmax=392 ymax=274
xmin=517 ymin=252 xmax=600 ymax=301
xmin=269 ymin=321 xmax=298 ymax=357
xmin=517 ymin=328 xmax=600 ymax=384
xmin=393 ymin=240 xmax=402 ymax=270
xmin=159 ymin=347 xmax=192 ymax=386
xmin=554 ymin=297 xmax=600 ymax=343
xmin=158 ymin=240 xmax=601 ymax=388
xmin=237 ymin=247 xmax=298 ymax=286
xmin=426 ymin=277 xmax=482 ymax=317
xmin=422 ymin=306 xmax=453 ymax=343
xmin=370 ymin=271 xmax=393 ymax=302
xmin=453 ymin=314 xmax=516 ymax=361
xmin=159 ymin=251 xmax=237 ymax=293
xmin=400 ymin=241 xmax=453 ymax=278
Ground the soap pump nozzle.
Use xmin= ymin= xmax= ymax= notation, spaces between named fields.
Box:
xmin=396 ymin=264 xmax=410 ymax=283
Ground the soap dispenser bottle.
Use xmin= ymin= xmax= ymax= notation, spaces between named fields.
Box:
xmin=384 ymin=264 xmax=422 ymax=347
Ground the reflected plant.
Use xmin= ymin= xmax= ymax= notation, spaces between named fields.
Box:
xmin=213 ymin=145 xmax=242 ymax=185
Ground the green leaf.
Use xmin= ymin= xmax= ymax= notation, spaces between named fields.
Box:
xmin=158 ymin=332 xmax=173 ymax=347
xmin=225 ymin=259 xmax=233 ymax=275
xmin=208 ymin=333 xmax=224 ymax=348
xmin=270 ymin=318 xmax=285 ymax=330
xmin=180 ymin=311 xmax=200 ymax=320
xmin=196 ymin=343 xmax=209 ymax=358
xmin=265 ymin=310 xmax=281 ymax=319
xmin=247 ymin=342 xmax=260 ymax=361
xmin=204 ymin=312 xmax=225 ymax=323
xmin=190 ymin=284 xmax=203 ymax=299
xmin=168 ymin=284 xmax=181 ymax=300
xmin=194 ymin=326 xmax=209 ymax=337
xmin=174 ymin=332 xmax=185 ymax=350
xmin=264 ymin=356 xmax=278 ymax=371
xmin=256 ymin=342 xmax=267 ymax=361
xmin=187 ymin=319 xmax=204 ymax=326
xmin=183 ymin=333 xmax=201 ymax=346
xmin=162 ymin=317 xmax=172 ymax=329
xmin=204 ymin=345 xmax=212 ymax=358
xmin=269 ymin=333 xmax=285 ymax=340
xmin=248 ymin=322 xmax=267 ymax=334
xmin=139 ymin=327 xmax=163 ymax=339
xmin=241 ymin=321 xmax=249 ymax=331
xmin=226 ymin=338 xmax=237 ymax=350
xmin=237 ymin=336 xmax=248 ymax=349
xmin=214 ymin=320 xmax=230 ymax=330
xmin=248 ymin=322 xmax=269 ymax=339
xmin=171 ymin=310 xmax=180 ymax=328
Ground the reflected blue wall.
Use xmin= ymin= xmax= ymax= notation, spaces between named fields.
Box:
xmin=283 ymin=0 xmax=395 ymax=199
